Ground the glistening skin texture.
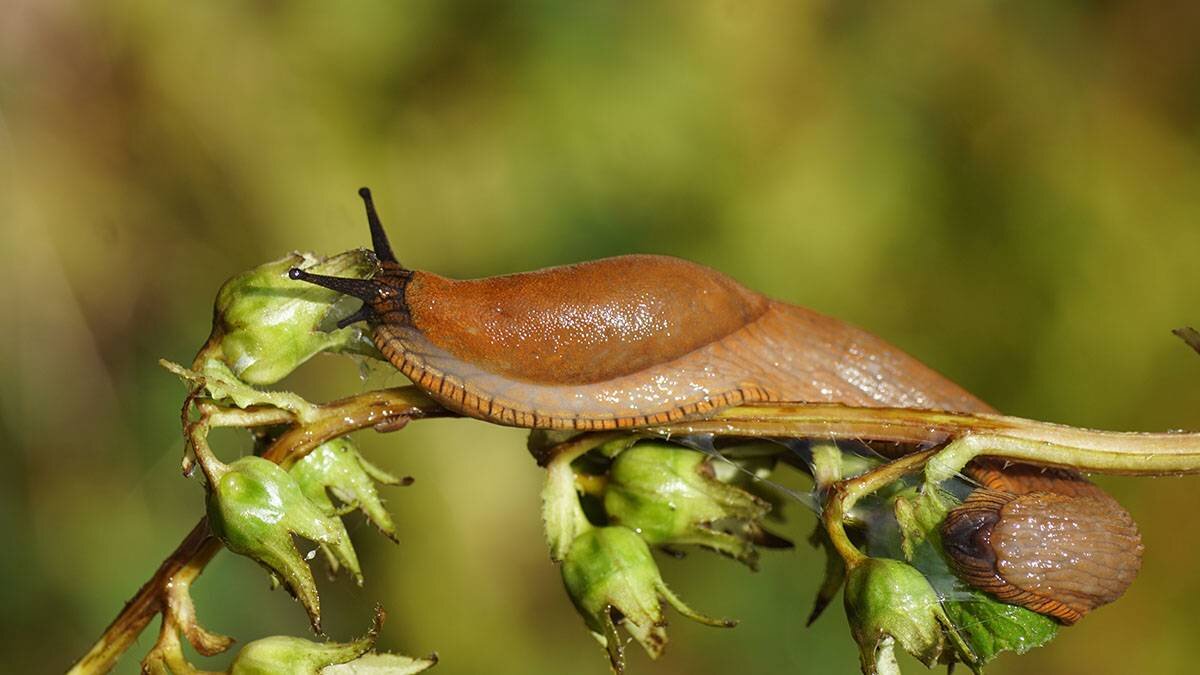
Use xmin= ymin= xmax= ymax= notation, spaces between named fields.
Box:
xmin=942 ymin=489 xmax=1143 ymax=623
xmin=289 ymin=188 xmax=1142 ymax=623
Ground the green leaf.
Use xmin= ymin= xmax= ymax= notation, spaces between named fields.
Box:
xmin=943 ymin=591 xmax=1059 ymax=665
xmin=320 ymin=653 xmax=438 ymax=674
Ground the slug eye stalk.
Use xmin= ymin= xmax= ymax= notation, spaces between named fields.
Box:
xmin=288 ymin=187 xmax=413 ymax=328
xmin=357 ymin=186 xmax=399 ymax=265
xmin=287 ymin=267 xmax=383 ymax=302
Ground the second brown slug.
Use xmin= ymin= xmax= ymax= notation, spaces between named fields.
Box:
xmin=290 ymin=188 xmax=1142 ymax=624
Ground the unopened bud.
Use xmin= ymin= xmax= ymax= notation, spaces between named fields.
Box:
xmin=843 ymin=558 xmax=969 ymax=673
xmin=603 ymin=443 xmax=786 ymax=567
xmin=561 ymin=526 xmax=733 ymax=672
xmin=291 ymin=438 xmax=410 ymax=581
xmin=207 ymin=456 xmax=354 ymax=631
xmin=208 ymin=250 xmax=378 ymax=385
xmin=229 ymin=607 xmax=436 ymax=675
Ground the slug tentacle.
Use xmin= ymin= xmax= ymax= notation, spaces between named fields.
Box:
xmin=288 ymin=266 xmax=414 ymax=328
xmin=357 ymin=187 xmax=400 ymax=265
xmin=287 ymin=267 xmax=382 ymax=300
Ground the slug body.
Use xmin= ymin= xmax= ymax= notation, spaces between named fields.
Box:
xmin=290 ymin=188 xmax=1141 ymax=623
xmin=376 ymin=256 xmax=987 ymax=429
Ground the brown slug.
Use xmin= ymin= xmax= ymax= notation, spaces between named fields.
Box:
xmin=289 ymin=188 xmax=1142 ymax=623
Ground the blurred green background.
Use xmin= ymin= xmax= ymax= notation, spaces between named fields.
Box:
xmin=3 ymin=1 xmax=1200 ymax=673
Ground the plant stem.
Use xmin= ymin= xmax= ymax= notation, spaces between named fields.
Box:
xmin=68 ymin=522 xmax=220 ymax=675
xmin=68 ymin=386 xmax=450 ymax=675
xmin=920 ymin=431 xmax=1200 ymax=483
xmin=541 ymin=433 xmax=615 ymax=561
xmin=660 ymin=403 xmax=1200 ymax=476
xmin=821 ymin=449 xmax=939 ymax=568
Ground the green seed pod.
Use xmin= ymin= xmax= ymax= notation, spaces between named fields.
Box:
xmin=291 ymin=438 xmax=410 ymax=582
xmin=603 ymin=442 xmax=782 ymax=567
xmin=843 ymin=558 xmax=970 ymax=674
xmin=229 ymin=608 xmax=437 ymax=675
xmin=231 ymin=635 xmax=373 ymax=675
xmin=560 ymin=526 xmax=733 ymax=673
xmin=206 ymin=456 xmax=354 ymax=631
xmin=208 ymin=249 xmax=379 ymax=385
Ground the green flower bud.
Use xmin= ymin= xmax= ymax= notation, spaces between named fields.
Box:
xmin=208 ymin=249 xmax=379 ymax=385
xmin=561 ymin=526 xmax=733 ymax=672
xmin=231 ymin=635 xmax=372 ymax=675
xmin=603 ymin=443 xmax=784 ymax=567
xmin=843 ymin=558 xmax=969 ymax=674
xmin=206 ymin=455 xmax=353 ymax=631
xmin=291 ymin=438 xmax=410 ymax=581
xmin=229 ymin=608 xmax=437 ymax=675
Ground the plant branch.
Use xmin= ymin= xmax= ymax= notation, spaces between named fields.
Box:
xmin=821 ymin=449 xmax=939 ymax=568
xmin=660 ymin=403 xmax=1200 ymax=476
xmin=68 ymin=386 xmax=451 ymax=675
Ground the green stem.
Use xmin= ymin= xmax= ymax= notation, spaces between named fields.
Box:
xmin=542 ymin=434 xmax=614 ymax=561
xmin=655 ymin=403 xmax=1200 ymax=476
xmin=821 ymin=449 xmax=939 ymax=568
xmin=187 ymin=420 xmax=227 ymax=485
xmin=922 ymin=430 xmax=1200 ymax=484
xmin=203 ymin=403 xmax=295 ymax=429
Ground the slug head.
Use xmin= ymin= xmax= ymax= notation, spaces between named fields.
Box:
xmin=288 ymin=188 xmax=414 ymax=328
